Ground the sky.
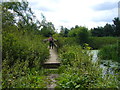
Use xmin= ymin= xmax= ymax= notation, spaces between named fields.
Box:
xmin=27 ymin=0 xmax=119 ymax=32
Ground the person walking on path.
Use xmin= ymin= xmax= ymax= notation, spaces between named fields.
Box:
xmin=48 ymin=36 xmax=54 ymax=49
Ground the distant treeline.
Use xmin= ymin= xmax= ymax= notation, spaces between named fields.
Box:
xmin=59 ymin=17 xmax=120 ymax=37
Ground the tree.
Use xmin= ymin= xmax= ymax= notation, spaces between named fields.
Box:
xmin=40 ymin=21 xmax=55 ymax=37
xmin=103 ymin=23 xmax=114 ymax=36
xmin=68 ymin=27 xmax=80 ymax=37
xmin=39 ymin=14 xmax=55 ymax=36
xmin=113 ymin=17 xmax=120 ymax=37
xmin=60 ymin=26 xmax=69 ymax=37
xmin=90 ymin=17 xmax=120 ymax=37
xmin=91 ymin=26 xmax=104 ymax=37
xmin=2 ymin=3 xmax=15 ymax=29
xmin=77 ymin=27 xmax=89 ymax=45
xmin=68 ymin=26 xmax=90 ymax=45
xmin=2 ymin=1 xmax=40 ymax=31
xmin=2 ymin=1 xmax=57 ymax=36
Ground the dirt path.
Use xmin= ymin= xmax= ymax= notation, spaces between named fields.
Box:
xmin=47 ymin=74 xmax=59 ymax=89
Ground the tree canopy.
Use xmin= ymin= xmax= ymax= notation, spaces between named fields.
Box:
xmin=90 ymin=17 xmax=120 ymax=37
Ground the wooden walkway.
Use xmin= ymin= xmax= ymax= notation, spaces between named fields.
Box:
xmin=44 ymin=48 xmax=60 ymax=68
xmin=43 ymin=48 xmax=60 ymax=89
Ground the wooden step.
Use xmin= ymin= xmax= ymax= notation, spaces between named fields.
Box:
xmin=43 ymin=62 xmax=61 ymax=69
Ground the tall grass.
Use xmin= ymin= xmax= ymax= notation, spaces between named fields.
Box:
xmin=88 ymin=37 xmax=118 ymax=49
xmin=98 ymin=42 xmax=120 ymax=63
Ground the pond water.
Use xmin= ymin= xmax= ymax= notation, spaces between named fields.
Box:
xmin=90 ymin=50 xmax=99 ymax=62
xmin=90 ymin=50 xmax=120 ymax=75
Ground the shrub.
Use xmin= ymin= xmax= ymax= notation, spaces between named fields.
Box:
xmin=2 ymin=30 xmax=49 ymax=88
xmin=3 ymin=30 xmax=49 ymax=67
xmin=55 ymin=37 xmax=78 ymax=49
xmin=68 ymin=26 xmax=90 ymax=45
xmin=2 ymin=59 xmax=47 ymax=88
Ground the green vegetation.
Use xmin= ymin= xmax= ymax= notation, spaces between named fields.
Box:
xmin=2 ymin=1 xmax=120 ymax=89
xmin=56 ymin=41 xmax=119 ymax=88
xmin=88 ymin=37 xmax=119 ymax=49
xmin=0 ymin=71 xmax=1 ymax=89
xmin=3 ymin=30 xmax=49 ymax=66
xmin=68 ymin=26 xmax=90 ymax=45
xmin=2 ymin=29 xmax=50 ymax=88
xmin=2 ymin=1 xmax=50 ymax=88
xmin=3 ymin=61 xmax=47 ymax=88
xmin=90 ymin=18 xmax=120 ymax=37
xmin=98 ymin=40 xmax=120 ymax=63
xmin=55 ymin=37 xmax=78 ymax=49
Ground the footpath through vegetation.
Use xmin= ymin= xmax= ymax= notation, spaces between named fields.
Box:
xmin=44 ymin=48 xmax=60 ymax=89
xmin=1 ymin=1 xmax=120 ymax=89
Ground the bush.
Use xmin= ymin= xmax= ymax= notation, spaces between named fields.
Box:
xmin=2 ymin=59 xmax=47 ymax=88
xmin=3 ymin=30 xmax=49 ymax=67
xmin=68 ymin=26 xmax=90 ymax=45
xmin=55 ymin=37 xmax=78 ymax=49
xmin=2 ymin=30 xmax=49 ymax=88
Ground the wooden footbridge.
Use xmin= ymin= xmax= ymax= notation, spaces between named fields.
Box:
xmin=43 ymin=48 xmax=60 ymax=68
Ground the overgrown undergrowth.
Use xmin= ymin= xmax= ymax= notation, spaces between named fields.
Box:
xmin=2 ymin=29 xmax=120 ymax=88
xmin=2 ymin=29 xmax=49 ymax=88
xmin=55 ymin=38 xmax=120 ymax=88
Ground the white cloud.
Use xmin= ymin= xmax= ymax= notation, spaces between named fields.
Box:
xmin=27 ymin=0 xmax=119 ymax=31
